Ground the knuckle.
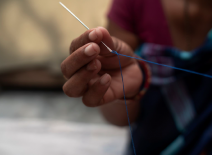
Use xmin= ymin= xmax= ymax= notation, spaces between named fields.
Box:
xmin=63 ymin=84 xmax=70 ymax=96
xmin=82 ymin=97 xmax=98 ymax=107
xmin=70 ymin=31 xmax=91 ymax=54
xmin=71 ymin=93 xmax=81 ymax=98
xmin=70 ymin=39 xmax=76 ymax=54
xmin=82 ymin=97 xmax=88 ymax=106
xmin=63 ymin=84 xmax=81 ymax=97
xmin=63 ymin=82 xmax=86 ymax=98
xmin=82 ymin=99 xmax=93 ymax=107
xmin=60 ymin=61 xmax=67 ymax=76
xmin=79 ymin=38 xmax=84 ymax=46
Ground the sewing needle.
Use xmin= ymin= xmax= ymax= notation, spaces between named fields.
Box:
xmin=59 ymin=2 xmax=113 ymax=53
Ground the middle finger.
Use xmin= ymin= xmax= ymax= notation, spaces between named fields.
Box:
xmin=61 ymin=43 xmax=100 ymax=79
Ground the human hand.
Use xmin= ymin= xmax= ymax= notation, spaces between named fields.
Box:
xmin=61 ymin=27 xmax=142 ymax=107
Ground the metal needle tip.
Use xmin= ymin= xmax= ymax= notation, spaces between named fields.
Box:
xmin=59 ymin=2 xmax=112 ymax=53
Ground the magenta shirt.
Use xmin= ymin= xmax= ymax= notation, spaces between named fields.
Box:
xmin=108 ymin=1 xmax=212 ymax=155
xmin=107 ymin=0 xmax=173 ymax=46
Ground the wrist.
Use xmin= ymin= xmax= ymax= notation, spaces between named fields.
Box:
xmin=132 ymin=55 xmax=151 ymax=101
xmin=119 ymin=55 xmax=151 ymax=101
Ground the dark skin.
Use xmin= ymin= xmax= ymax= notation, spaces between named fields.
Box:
xmin=162 ymin=0 xmax=212 ymax=51
xmin=62 ymin=0 xmax=212 ymax=126
xmin=61 ymin=27 xmax=142 ymax=119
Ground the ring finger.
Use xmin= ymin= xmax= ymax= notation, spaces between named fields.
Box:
xmin=63 ymin=59 xmax=101 ymax=97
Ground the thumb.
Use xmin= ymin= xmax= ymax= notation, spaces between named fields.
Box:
xmin=96 ymin=27 xmax=116 ymax=57
xmin=97 ymin=27 xmax=134 ymax=57
xmin=96 ymin=27 xmax=135 ymax=69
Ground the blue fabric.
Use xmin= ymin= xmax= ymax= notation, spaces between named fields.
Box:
xmin=127 ymin=33 xmax=212 ymax=155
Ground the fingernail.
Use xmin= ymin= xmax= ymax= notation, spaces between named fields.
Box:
xmin=84 ymin=44 xmax=96 ymax=56
xmin=87 ymin=60 xmax=97 ymax=71
xmin=100 ymin=74 xmax=110 ymax=85
xmin=89 ymin=30 xmax=97 ymax=41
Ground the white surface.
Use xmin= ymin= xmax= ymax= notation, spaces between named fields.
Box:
xmin=0 ymin=119 xmax=127 ymax=155
xmin=0 ymin=91 xmax=128 ymax=155
xmin=0 ymin=91 xmax=106 ymax=123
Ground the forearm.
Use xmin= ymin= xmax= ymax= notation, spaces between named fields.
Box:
xmin=107 ymin=20 xmax=140 ymax=51
xmin=100 ymin=99 xmax=140 ymax=126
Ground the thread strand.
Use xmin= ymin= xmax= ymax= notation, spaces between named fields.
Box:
xmin=112 ymin=49 xmax=212 ymax=155
xmin=114 ymin=51 xmax=137 ymax=155
xmin=112 ymin=51 xmax=212 ymax=79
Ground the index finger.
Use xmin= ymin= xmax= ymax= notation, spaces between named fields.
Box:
xmin=70 ymin=27 xmax=115 ymax=56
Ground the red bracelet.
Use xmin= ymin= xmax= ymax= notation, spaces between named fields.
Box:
xmin=133 ymin=55 xmax=151 ymax=101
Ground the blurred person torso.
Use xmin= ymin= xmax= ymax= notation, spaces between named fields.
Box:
xmin=108 ymin=0 xmax=212 ymax=154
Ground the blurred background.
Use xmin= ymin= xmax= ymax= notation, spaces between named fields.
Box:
xmin=0 ymin=0 xmax=127 ymax=154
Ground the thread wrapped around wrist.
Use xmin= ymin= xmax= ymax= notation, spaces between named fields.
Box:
xmin=133 ymin=55 xmax=151 ymax=101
